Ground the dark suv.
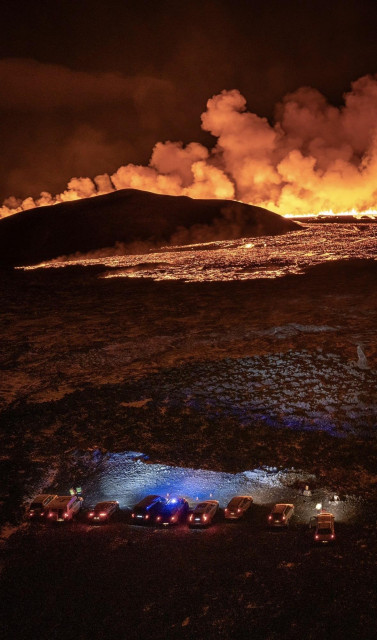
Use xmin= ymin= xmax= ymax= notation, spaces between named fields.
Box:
xmin=131 ymin=495 xmax=167 ymax=524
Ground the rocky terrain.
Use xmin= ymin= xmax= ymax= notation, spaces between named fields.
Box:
xmin=1 ymin=254 xmax=376 ymax=639
xmin=0 ymin=189 xmax=298 ymax=267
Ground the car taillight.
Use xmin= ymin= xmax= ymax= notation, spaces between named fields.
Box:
xmin=99 ymin=512 xmax=107 ymax=517
xmin=40 ymin=511 xmax=44 ymax=516
xmin=131 ymin=513 xmax=135 ymax=518
xmin=202 ymin=514 xmax=208 ymax=521
xmin=48 ymin=512 xmax=53 ymax=517
xmin=225 ymin=508 xmax=228 ymax=512
xmin=315 ymin=534 xmax=319 ymax=540
xmin=237 ymin=508 xmax=241 ymax=513
xmin=331 ymin=534 xmax=335 ymax=539
xmin=268 ymin=515 xmax=272 ymax=520
xmin=145 ymin=514 xmax=149 ymax=520
xmin=189 ymin=514 xmax=193 ymax=522
xmin=64 ymin=512 xmax=69 ymax=518
xmin=282 ymin=515 xmax=286 ymax=520
xmin=156 ymin=516 xmax=161 ymax=522
xmin=29 ymin=512 xmax=33 ymax=517
xmin=170 ymin=515 xmax=177 ymax=522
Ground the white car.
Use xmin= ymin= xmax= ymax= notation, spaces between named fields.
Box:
xmin=268 ymin=503 xmax=294 ymax=527
xmin=311 ymin=511 xmax=335 ymax=543
xmin=224 ymin=496 xmax=253 ymax=520
xmin=47 ymin=495 xmax=83 ymax=522
xmin=188 ymin=500 xmax=219 ymax=527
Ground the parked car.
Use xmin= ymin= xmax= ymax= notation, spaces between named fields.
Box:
xmin=310 ymin=511 xmax=335 ymax=543
xmin=27 ymin=494 xmax=57 ymax=520
xmin=188 ymin=500 xmax=219 ymax=527
xmin=47 ymin=495 xmax=83 ymax=522
xmin=268 ymin=503 xmax=294 ymax=527
xmin=155 ymin=497 xmax=189 ymax=525
xmin=88 ymin=501 xmax=119 ymax=523
xmin=224 ymin=495 xmax=253 ymax=520
xmin=131 ymin=495 xmax=167 ymax=524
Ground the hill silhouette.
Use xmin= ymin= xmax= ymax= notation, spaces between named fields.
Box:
xmin=0 ymin=188 xmax=299 ymax=267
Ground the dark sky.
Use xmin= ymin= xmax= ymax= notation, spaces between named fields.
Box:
xmin=2 ymin=0 xmax=377 ymax=201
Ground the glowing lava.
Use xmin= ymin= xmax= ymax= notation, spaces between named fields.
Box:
xmin=21 ymin=223 xmax=377 ymax=282
xmin=285 ymin=209 xmax=377 ymax=219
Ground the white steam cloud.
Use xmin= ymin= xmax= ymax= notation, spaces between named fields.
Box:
xmin=3 ymin=73 xmax=377 ymax=218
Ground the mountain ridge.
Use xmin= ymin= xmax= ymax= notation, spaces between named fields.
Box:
xmin=0 ymin=188 xmax=299 ymax=267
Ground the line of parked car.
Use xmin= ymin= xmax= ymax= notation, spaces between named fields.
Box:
xmin=27 ymin=492 xmax=336 ymax=543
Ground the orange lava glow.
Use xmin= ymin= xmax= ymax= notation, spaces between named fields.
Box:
xmin=4 ymin=74 xmax=377 ymax=219
xmin=20 ymin=224 xmax=377 ymax=282
xmin=284 ymin=209 xmax=377 ymax=219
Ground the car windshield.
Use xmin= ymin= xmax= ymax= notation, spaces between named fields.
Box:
xmin=318 ymin=527 xmax=332 ymax=534
xmin=136 ymin=496 xmax=159 ymax=508
xmin=95 ymin=502 xmax=109 ymax=509
xmin=30 ymin=502 xmax=42 ymax=509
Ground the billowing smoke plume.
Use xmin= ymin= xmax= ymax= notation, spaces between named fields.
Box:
xmin=3 ymin=73 xmax=377 ymax=218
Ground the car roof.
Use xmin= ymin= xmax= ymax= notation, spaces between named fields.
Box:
xmin=195 ymin=500 xmax=218 ymax=508
xmin=135 ymin=495 xmax=162 ymax=507
xmin=317 ymin=512 xmax=334 ymax=521
xmin=48 ymin=496 xmax=75 ymax=507
xmin=272 ymin=503 xmax=293 ymax=512
xmin=164 ymin=497 xmax=185 ymax=506
xmin=160 ymin=501 xmax=180 ymax=512
xmin=32 ymin=494 xmax=56 ymax=502
xmin=94 ymin=501 xmax=116 ymax=508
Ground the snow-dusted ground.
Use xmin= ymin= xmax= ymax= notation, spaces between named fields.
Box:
xmin=130 ymin=350 xmax=377 ymax=436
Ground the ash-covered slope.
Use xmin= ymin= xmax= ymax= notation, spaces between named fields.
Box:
xmin=0 ymin=188 xmax=299 ymax=267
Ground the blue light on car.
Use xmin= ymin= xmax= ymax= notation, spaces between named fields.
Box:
xmin=170 ymin=498 xmax=177 ymax=504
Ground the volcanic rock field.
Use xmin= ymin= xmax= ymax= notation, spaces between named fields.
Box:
xmin=1 ymin=253 xmax=377 ymax=640
xmin=1 ymin=258 xmax=377 ymax=505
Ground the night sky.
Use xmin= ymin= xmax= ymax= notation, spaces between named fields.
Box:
xmin=2 ymin=0 xmax=377 ymax=202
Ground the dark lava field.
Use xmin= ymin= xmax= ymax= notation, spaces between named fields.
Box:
xmin=1 ymin=257 xmax=377 ymax=639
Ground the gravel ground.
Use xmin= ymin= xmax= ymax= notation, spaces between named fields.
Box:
xmin=2 ymin=508 xmax=377 ymax=640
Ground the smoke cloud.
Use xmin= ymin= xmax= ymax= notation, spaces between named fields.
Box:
xmin=3 ymin=73 xmax=377 ymax=218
